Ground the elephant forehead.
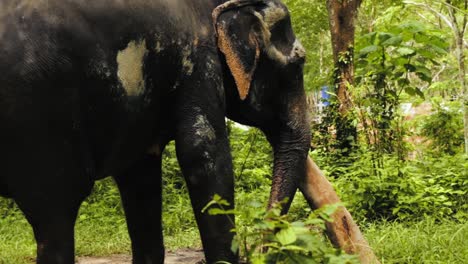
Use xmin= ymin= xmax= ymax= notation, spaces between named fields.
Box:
xmin=262 ymin=2 xmax=288 ymax=28
xmin=116 ymin=39 xmax=148 ymax=97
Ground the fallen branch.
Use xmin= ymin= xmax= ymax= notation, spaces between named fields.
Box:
xmin=299 ymin=157 xmax=380 ymax=264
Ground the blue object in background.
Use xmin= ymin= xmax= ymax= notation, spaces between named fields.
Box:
xmin=321 ymin=86 xmax=330 ymax=106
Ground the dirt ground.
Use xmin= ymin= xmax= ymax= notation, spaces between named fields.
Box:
xmin=76 ymin=249 xmax=205 ymax=264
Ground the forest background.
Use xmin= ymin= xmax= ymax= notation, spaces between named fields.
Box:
xmin=0 ymin=0 xmax=466 ymax=263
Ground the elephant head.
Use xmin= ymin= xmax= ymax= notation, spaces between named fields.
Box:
xmin=214 ymin=0 xmax=310 ymax=213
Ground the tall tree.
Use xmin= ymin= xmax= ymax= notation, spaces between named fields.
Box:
xmin=405 ymin=0 xmax=467 ymax=154
xmin=326 ymin=0 xmax=363 ymax=154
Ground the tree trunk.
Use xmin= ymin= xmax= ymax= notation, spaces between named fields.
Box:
xmin=454 ymin=0 xmax=468 ymax=154
xmin=445 ymin=0 xmax=467 ymax=154
xmin=458 ymin=29 xmax=468 ymax=154
xmin=326 ymin=0 xmax=362 ymax=154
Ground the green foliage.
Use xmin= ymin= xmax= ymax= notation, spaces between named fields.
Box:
xmin=229 ymin=124 xmax=273 ymax=191
xmin=419 ymin=100 xmax=464 ymax=154
xmin=365 ymin=218 xmax=468 ymax=264
xmin=313 ymin=150 xmax=468 ymax=222
xmin=204 ymin=196 xmax=358 ymax=264
xmin=355 ymin=21 xmax=448 ymax=156
xmin=0 ymin=125 xmax=466 ymax=263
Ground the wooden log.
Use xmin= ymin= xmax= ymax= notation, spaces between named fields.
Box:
xmin=298 ymin=157 xmax=380 ymax=264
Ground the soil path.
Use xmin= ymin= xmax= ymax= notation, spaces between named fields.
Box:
xmin=76 ymin=249 xmax=204 ymax=264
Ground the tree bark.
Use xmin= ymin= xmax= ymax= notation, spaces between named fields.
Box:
xmin=326 ymin=0 xmax=361 ymax=115
xmin=326 ymin=0 xmax=362 ymax=153
xmin=448 ymin=0 xmax=468 ymax=154
xmin=299 ymin=157 xmax=380 ymax=264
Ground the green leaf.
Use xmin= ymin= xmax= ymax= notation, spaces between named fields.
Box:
xmin=276 ymin=226 xmax=297 ymax=245
xmin=359 ymin=45 xmax=379 ymax=56
xmin=208 ymin=208 xmax=237 ymax=215
xmin=382 ymin=35 xmax=403 ymax=46
xmin=397 ymin=47 xmax=416 ymax=56
xmin=378 ymin=32 xmax=394 ymax=43
xmin=430 ymin=44 xmax=447 ymax=54
xmin=418 ymin=48 xmax=436 ymax=60
xmin=416 ymin=66 xmax=431 ymax=77
xmin=399 ymin=21 xmax=426 ymax=33
xmin=404 ymin=64 xmax=416 ymax=72
xmin=404 ymin=86 xmax=417 ymax=96
xmin=231 ymin=236 xmax=239 ymax=254
xmin=282 ymin=245 xmax=309 ymax=253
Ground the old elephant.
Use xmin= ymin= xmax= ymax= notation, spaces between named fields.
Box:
xmin=0 ymin=0 xmax=310 ymax=263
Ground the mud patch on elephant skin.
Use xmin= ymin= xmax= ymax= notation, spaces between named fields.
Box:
xmin=181 ymin=46 xmax=194 ymax=76
xmin=89 ymin=45 xmax=113 ymax=79
xmin=290 ymin=39 xmax=306 ymax=59
xmin=154 ymin=41 xmax=165 ymax=53
xmin=193 ymin=114 xmax=216 ymax=146
xmin=116 ymin=39 xmax=148 ymax=96
xmin=203 ymin=151 xmax=216 ymax=172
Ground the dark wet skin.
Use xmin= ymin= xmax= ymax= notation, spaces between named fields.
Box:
xmin=0 ymin=1 xmax=310 ymax=264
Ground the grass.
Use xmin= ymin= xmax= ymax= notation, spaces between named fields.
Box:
xmin=365 ymin=219 xmax=468 ymax=264
xmin=0 ymin=206 xmax=201 ymax=264
xmin=1 ymin=194 xmax=467 ymax=264
xmin=0 ymin=177 xmax=202 ymax=264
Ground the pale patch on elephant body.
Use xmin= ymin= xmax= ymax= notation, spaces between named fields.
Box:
xmin=193 ymin=114 xmax=216 ymax=145
xmin=290 ymin=39 xmax=306 ymax=58
xmin=263 ymin=2 xmax=288 ymax=28
xmin=117 ymin=40 xmax=148 ymax=96
xmin=154 ymin=41 xmax=164 ymax=53
xmin=181 ymin=46 xmax=194 ymax=76
xmin=93 ymin=60 xmax=112 ymax=78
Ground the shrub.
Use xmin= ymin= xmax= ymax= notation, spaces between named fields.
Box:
xmin=204 ymin=195 xmax=358 ymax=264
xmin=419 ymin=100 xmax=464 ymax=155
xmin=317 ymin=150 xmax=468 ymax=222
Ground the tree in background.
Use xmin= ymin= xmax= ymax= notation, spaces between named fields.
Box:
xmin=325 ymin=0 xmax=363 ymax=155
xmin=404 ymin=0 xmax=467 ymax=153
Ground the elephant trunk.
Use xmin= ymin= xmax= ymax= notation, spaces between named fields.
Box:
xmin=267 ymin=94 xmax=310 ymax=213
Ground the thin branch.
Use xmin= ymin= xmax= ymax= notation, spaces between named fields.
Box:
xmin=404 ymin=0 xmax=458 ymax=34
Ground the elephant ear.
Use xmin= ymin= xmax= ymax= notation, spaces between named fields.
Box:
xmin=215 ymin=7 xmax=261 ymax=100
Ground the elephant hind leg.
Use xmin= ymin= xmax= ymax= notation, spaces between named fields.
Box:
xmin=17 ymin=203 xmax=79 ymax=264
xmin=8 ymin=137 xmax=95 ymax=264
xmin=114 ymin=153 xmax=164 ymax=264
xmin=15 ymin=179 xmax=91 ymax=264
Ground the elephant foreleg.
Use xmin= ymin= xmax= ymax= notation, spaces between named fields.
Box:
xmin=114 ymin=153 xmax=164 ymax=264
xmin=175 ymin=109 xmax=237 ymax=264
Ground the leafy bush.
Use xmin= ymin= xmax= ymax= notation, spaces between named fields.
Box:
xmin=204 ymin=195 xmax=358 ymax=264
xmin=229 ymin=124 xmax=273 ymax=191
xmin=419 ymin=100 xmax=464 ymax=154
xmin=316 ymin=150 xmax=468 ymax=221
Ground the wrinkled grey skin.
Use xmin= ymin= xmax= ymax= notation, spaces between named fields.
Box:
xmin=0 ymin=0 xmax=310 ymax=263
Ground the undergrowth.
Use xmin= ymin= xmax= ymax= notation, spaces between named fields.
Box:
xmin=0 ymin=127 xmax=466 ymax=263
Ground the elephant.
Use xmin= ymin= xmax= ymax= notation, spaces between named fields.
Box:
xmin=0 ymin=0 xmax=311 ymax=263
